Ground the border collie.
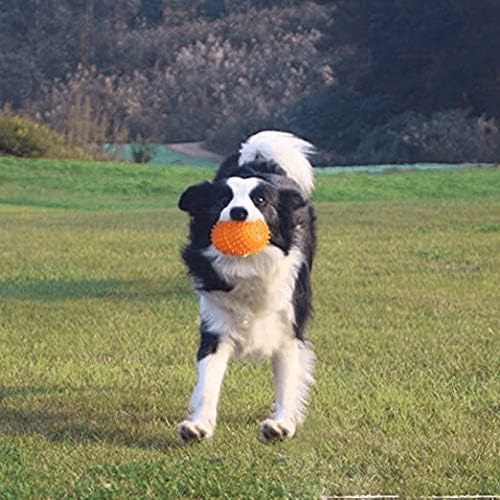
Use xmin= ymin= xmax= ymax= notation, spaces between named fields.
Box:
xmin=178 ymin=131 xmax=316 ymax=442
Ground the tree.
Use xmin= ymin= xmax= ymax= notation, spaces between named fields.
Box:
xmin=364 ymin=0 xmax=500 ymax=116
xmin=0 ymin=0 xmax=78 ymax=106
xmin=137 ymin=0 xmax=164 ymax=26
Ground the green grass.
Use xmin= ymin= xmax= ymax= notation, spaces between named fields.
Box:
xmin=1 ymin=156 xmax=499 ymax=210
xmin=315 ymin=165 xmax=500 ymax=202
xmin=0 ymin=156 xmax=212 ymax=210
xmin=0 ymin=157 xmax=499 ymax=497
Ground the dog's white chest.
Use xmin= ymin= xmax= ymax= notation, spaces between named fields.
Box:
xmin=228 ymin=275 xmax=294 ymax=357
xmin=200 ymin=247 xmax=302 ymax=358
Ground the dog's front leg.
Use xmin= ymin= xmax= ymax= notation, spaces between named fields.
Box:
xmin=178 ymin=338 xmax=232 ymax=444
xmin=261 ymin=339 xmax=315 ymax=441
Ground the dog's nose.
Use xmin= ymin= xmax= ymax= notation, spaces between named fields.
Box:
xmin=230 ymin=207 xmax=248 ymax=221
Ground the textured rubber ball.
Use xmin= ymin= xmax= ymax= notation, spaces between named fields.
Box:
xmin=211 ymin=220 xmax=270 ymax=256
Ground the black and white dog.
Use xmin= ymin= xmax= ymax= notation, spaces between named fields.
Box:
xmin=178 ymin=131 xmax=316 ymax=442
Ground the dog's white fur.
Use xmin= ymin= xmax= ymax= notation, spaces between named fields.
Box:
xmin=238 ymin=131 xmax=315 ymax=194
xmin=178 ymin=131 xmax=316 ymax=442
xmin=220 ymin=177 xmax=264 ymax=222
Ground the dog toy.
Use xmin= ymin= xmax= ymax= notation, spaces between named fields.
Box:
xmin=211 ymin=220 xmax=270 ymax=256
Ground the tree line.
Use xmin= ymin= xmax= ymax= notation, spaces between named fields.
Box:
xmin=1 ymin=0 xmax=500 ymax=164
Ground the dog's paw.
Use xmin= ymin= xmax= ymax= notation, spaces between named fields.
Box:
xmin=260 ymin=418 xmax=296 ymax=442
xmin=178 ymin=419 xmax=214 ymax=444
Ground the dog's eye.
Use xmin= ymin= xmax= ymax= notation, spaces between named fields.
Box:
xmin=252 ymin=185 xmax=274 ymax=207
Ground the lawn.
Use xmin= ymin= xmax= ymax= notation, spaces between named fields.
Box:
xmin=0 ymin=157 xmax=499 ymax=498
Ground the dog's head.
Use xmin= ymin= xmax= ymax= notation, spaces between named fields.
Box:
xmin=179 ymin=172 xmax=308 ymax=252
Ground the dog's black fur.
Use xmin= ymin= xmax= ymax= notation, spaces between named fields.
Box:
xmin=177 ymin=131 xmax=316 ymax=442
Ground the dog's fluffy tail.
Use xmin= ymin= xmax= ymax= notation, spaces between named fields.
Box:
xmin=238 ymin=131 xmax=315 ymax=194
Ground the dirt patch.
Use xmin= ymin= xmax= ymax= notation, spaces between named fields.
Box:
xmin=165 ymin=142 xmax=223 ymax=163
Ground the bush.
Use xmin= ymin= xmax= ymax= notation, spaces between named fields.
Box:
xmin=348 ymin=111 xmax=425 ymax=165
xmin=0 ymin=107 xmax=102 ymax=159
xmin=0 ymin=112 xmax=57 ymax=157
xmin=403 ymin=110 xmax=500 ymax=164
xmin=206 ymin=86 xmax=402 ymax=163
xmin=208 ymin=93 xmax=500 ymax=165
xmin=343 ymin=109 xmax=500 ymax=165
xmin=130 ymin=142 xmax=158 ymax=163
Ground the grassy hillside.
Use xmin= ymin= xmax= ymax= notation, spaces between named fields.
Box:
xmin=0 ymin=156 xmax=212 ymax=210
xmin=1 ymin=156 xmax=499 ymax=210
xmin=0 ymin=157 xmax=499 ymax=497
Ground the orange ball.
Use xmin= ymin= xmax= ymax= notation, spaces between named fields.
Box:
xmin=211 ymin=220 xmax=270 ymax=256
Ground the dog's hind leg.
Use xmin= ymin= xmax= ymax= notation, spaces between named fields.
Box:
xmin=178 ymin=340 xmax=233 ymax=444
xmin=261 ymin=339 xmax=315 ymax=441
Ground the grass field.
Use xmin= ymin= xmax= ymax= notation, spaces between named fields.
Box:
xmin=0 ymin=157 xmax=499 ymax=498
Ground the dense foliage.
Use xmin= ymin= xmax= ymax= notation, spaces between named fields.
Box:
xmin=0 ymin=107 xmax=98 ymax=160
xmin=1 ymin=0 xmax=499 ymax=163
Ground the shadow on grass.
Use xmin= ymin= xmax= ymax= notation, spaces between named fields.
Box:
xmin=0 ymin=278 xmax=192 ymax=302
xmin=0 ymin=387 xmax=180 ymax=452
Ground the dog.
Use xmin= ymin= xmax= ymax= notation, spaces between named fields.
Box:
xmin=177 ymin=131 xmax=316 ymax=442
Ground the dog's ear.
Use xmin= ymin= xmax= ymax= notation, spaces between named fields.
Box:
xmin=179 ymin=182 xmax=213 ymax=214
xmin=179 ymin=181 xmax=232 ymax=215
xmin=279 ymin=188 xmax=308 ymax=211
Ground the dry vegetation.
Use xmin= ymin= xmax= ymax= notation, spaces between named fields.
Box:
xmin=24 ymin=4 xmax=339 ymax=146
xmin=2 ymin=0 xmax=500 ymax=163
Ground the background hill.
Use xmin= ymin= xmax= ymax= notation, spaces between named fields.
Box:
xmin=1 ymin=0 xmax=500 ymax=164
